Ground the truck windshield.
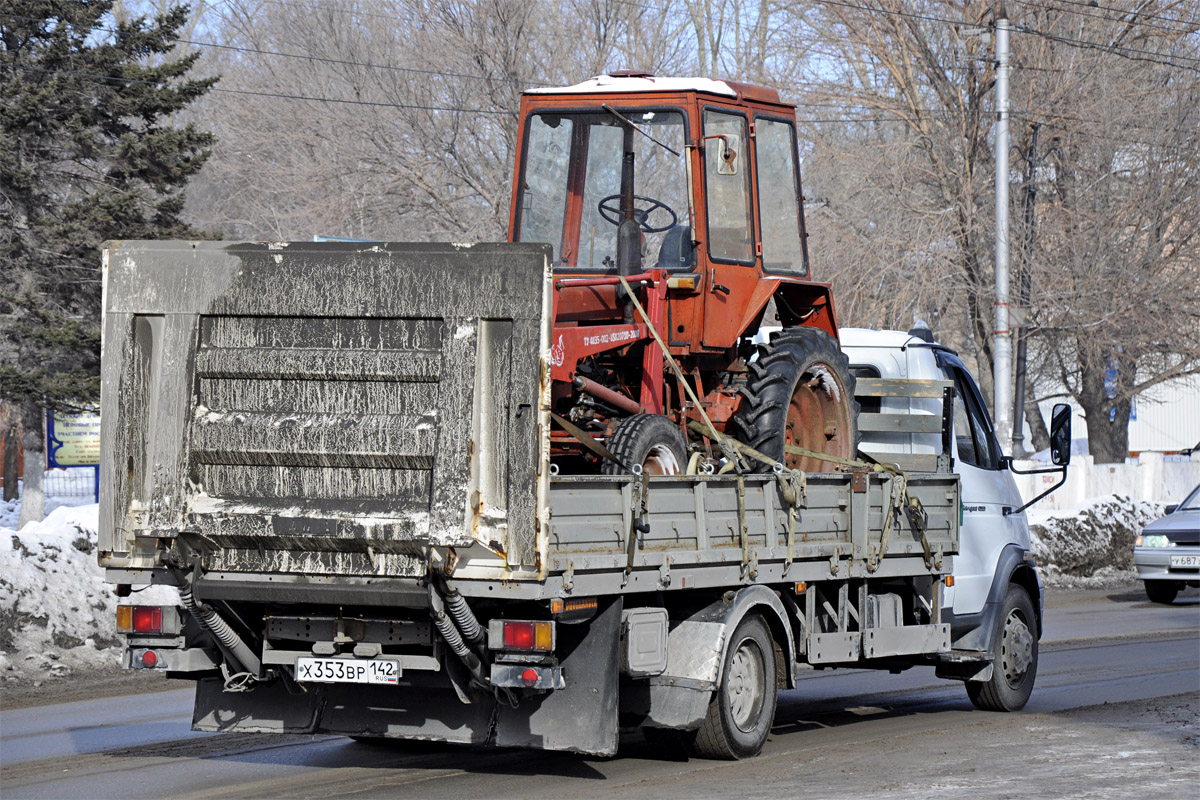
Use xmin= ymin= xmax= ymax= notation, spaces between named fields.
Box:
xmin=517 ymin=109 xmax=689 ymax=271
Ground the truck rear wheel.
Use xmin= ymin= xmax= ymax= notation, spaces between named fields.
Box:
xmin=1144 ymin=580 xmax=1180 ymax=604
xmin=692 ymin=615 xmax=776 ymax=759
xmin=602 ymin=413 xmax=687 ymax=476
xmin=732 ymin=327 xmax=858 ymax=472
xmin=967 ymin=584 xmax=1038 ymax=712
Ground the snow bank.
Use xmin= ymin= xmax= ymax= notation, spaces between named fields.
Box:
xmin=0 ymin=502 xmax=176 ymax=684
xmin=1029 ymin=494 xmax=1164 ymax=585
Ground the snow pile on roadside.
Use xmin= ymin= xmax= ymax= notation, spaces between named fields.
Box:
xmin=1028 ymin=495 xmax=1164 ymax=586
xmin=0 ymin=503 xmax=177 ymax=685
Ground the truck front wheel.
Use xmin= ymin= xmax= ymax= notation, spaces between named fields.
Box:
xmin=967 ymin=584 xmax=1038 ymax=712
xmin=692 ymin=615 xmax=776 ymax=759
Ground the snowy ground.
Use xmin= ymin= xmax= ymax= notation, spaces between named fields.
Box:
xmin=1 ymin=486 xmax=177 ymax=689
xmin=0 ymin=488 xmax=1169 ymax=690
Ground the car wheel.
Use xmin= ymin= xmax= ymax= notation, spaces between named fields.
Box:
xmin=692 ymin=615 xmax=777 ymax=759
xmin=967 ymin=584 xmax=1038 ymax=712
xmin=1144 ymin=580 xmax=1180 ymax=605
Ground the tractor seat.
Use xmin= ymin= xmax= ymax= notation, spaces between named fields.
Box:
xmin=654 ymin=225 xmax=695 ymax=270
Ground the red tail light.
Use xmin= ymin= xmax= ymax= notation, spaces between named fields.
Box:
xmin=132 ymin=606 xmax=163 ymax=634
xmin=500 ymin=620 xmax=553 ymax=651
xmin=504 ymin=621 xmax=536 ymax=649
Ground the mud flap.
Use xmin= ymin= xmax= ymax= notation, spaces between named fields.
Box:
xmin=493 ymin=597 xmax=623 ymax=756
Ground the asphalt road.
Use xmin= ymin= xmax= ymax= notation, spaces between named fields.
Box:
xmin=2 ymin=587 xmax=1197 ymax=799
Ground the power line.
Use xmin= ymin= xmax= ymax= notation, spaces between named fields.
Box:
xmin=0 ymin=11 xmax=553 ymax=87
xmin=1040 ymin=0 xmax=1198 ymax=35
xmin=1048 ymin=0 xmax=1200 ymax=30
xmin=1016 ymin=22 xmax=1200 ymax=73
xmin=0 ymin=62 xmax=519 ymax=114
xmin=809 ymin=0 xmax=977 ymax=29
xmin=806 ymin=0 xmax=1200 ymax=73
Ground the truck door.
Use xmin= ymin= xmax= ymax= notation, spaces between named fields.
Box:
xmin=937 ymin=353 xmax=1027 ymax=616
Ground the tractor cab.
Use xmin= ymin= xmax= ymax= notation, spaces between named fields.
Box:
xmin=507 ymin=73 xmax=851 ymax=474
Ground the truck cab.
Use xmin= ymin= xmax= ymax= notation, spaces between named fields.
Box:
xmin=839 ymin=326 xmax=1049 ymax=674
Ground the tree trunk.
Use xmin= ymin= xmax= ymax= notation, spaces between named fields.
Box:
xmin=1024 ymin=399 xmax=1050 ymax=454
xmin=2 ymin=420 xmax=18 ymax=502
xmin=16 ymin=402 xmax=44 ymax=528
xmin=1077 ymin=348 xmax=1131 ymax=464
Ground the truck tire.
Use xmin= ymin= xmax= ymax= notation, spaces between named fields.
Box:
xmin=1143 ymin=580 xmax=1180 ymax=604
xmin=692 ymin=615 xmax=776 ymax=759
xmin=732 ymin=327 xmax=858 ymax=472
xmin=602 ymin=413 xmax=688 ymax=476
xmin=967 ymin=584 xmax=1038 ymax=712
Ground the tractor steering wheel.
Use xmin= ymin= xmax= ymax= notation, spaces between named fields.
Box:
xmin=597 ymin=194 xmax=679 ymax=234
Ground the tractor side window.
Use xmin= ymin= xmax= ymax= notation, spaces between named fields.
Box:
xmin=702 ymin=110 xmax=753 ymax=263
xmin=519 ymin=115 xmax=573 ymax=261
xmin=755 ymin=118 xmax=806 ymax=274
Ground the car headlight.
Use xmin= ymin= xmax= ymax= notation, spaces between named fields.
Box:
xmin=1136 ymin=534 xmax=1170 ymax=548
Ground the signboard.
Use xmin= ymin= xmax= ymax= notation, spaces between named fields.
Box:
xmin=47 ymin=410 xmax=101 ymax=467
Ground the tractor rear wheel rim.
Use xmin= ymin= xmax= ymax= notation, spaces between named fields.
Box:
xmin=784 ymin=365 xmax=852 ymax=471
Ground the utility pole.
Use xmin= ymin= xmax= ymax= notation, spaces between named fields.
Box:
xmin=993 ymin=4 xmax=1013 ymax=451
xmin=1011 ymin=122 xmax=1039 ymax=458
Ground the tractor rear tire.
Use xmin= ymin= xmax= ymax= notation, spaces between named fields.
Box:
xmin=602 ymin=413 xmax=688 ymax=476
xmin=731 ymin=327 xmax=858 ymax=472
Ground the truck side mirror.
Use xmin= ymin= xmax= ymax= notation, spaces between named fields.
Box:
xmin=1049 ymin=403 xmax=1072 ymax=467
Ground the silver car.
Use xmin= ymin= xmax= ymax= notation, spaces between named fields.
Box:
xmin=1133 ymin=484 xmax=1200 ymax=604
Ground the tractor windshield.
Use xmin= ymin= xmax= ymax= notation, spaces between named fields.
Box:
xmin=516 ymin=109 xmax=689 ymax=271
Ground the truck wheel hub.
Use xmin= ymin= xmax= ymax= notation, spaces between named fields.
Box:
xmin=1000 ymin=611 xmax=1033 ymax=684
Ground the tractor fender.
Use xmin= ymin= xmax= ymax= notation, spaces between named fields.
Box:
xmin=769 ymin=279 xmax=840 ymax=340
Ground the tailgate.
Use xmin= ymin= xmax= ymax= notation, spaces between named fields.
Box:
xmin=99 ymin=241 xmax=552 ymax=577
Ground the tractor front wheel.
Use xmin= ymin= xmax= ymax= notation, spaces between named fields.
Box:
xmin=602 ymin=414 xmax=688 ymax=476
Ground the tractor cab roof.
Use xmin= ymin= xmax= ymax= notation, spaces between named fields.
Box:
xmin=524 ymin=72 xmax=784 ymax=106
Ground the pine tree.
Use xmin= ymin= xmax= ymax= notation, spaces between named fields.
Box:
xmin=0 ymin=1 xmax=216 ymax=523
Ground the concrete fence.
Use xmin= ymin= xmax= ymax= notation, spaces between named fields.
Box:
xmin=1012 ymin=452 xmax=1200 ymax=510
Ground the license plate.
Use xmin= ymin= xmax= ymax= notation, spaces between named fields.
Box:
xmin=295 ymin=657 xmax=399 ymax=685
xmin=1169 ymin=554 xmax=1200 ymax=568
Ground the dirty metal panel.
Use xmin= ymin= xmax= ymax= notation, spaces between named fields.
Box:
xmin=862 ymin=624 xmax=950 ymax=659
xmin=99 ymin=241 xmax=552 ymax=575
xmin=807 ymin=631 xmax=861 ymax=663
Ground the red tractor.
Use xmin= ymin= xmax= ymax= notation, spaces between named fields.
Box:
xmin=507 ymin=72 xmax=857 ymax=474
